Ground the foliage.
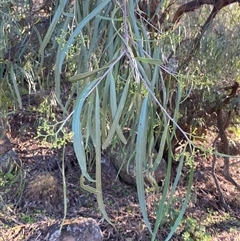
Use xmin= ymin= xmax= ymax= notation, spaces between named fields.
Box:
xmin=0 ymin=167 xmax=26 ymax=212
xmin=35 ymin=105 xmax=73 ymax=149
xmin=47 ymin=1 xmax=195 ymax=239
xmin=0 ymin=172 xmax=15 ymax=187
xmin=181 ymin=217 xmax=211 ymax=241
xmin=21 ymin=214 xmax=35 ymax=224
xmin=36 ymin=119 xmax=73 ymax=149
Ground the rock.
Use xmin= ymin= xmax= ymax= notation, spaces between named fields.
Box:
xmin=45 ymin=218 xmax=103 ymax=241
xmin=101 ymin=156 xmax=118 ymax=183
xmin=25 ymin=172 xmax=63 ymax=212
xmin=0 ymin=149 xmax=20 ymax=173
xmin=0 ymin=135 xmax=12 ymax=155
xmin=0 ymin=134 xmax=19 ymax=174
xmin=109 ymin=148 xmax=167 ymax=186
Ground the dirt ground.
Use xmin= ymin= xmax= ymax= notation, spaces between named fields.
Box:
xmin=0 ymin=108 xmax=240 ymax=241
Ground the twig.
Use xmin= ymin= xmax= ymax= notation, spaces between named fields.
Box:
xmin=216 ymin=108 xmax=240 ymax=192
xmin=212 ymin=141 xmax=229 ymax=211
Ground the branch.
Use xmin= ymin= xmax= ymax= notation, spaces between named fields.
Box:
xmin=173 ymin=0 xmax=240 ymax=23
xmin=177 ymin=0 xmax=239 ymax=70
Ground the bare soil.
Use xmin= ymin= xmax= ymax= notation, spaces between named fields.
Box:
xmin=0 ymin=108 xmax=240 ymax=241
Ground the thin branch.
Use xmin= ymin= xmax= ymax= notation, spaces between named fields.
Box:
xmin=212 ymin=141 xmax=229 ymax=211
xmin=177 ymin=0 xmax=239 ymax=70
xmin=216 ymin=107 xmax=240 ymax=192
xmin=172 ymin=0 xmax=239 ymax=23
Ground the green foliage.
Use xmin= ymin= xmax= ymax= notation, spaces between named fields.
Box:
xmin=0 ymin=166 xmax=26 ymax=211
xmin=36 ymin=119 xmax=72 ymax=149
xmin=21 ymin=214 xmax=35 ymax=224
xmin=33 ymin=92 xmax=73 ymax=148
xmin=0 ymin=172 xmax=15 ymax=187
xmin=38 ymin=0 xmax=202 ymax=239
xmin=156 ymin=196 xmax=181 ymax=227
xmin=181 ymin=217 xmax=211 ymax=241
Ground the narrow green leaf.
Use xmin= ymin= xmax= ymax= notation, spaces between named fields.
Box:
xmin=128 ymin=0 xmax=144 ymax=57
xmin=39 ymin=0 xmax=68 ymax=54
xmin=57 ymin=0 xmax=111 ymax=72
xmin=136 ymin=96 xmax=152 ymax=233
xmin=165 ymin=161 xmax=194 ymax=241
xmin=152 ymin=133 xmax=173 ymax=240
xmin=72 ymin=80 xmax=98 ymax=182
xmin=55 ymin=16 xmax=72 ymax=114
xmin=135 ymin=57 xmax=162 ymax=65
xmin=95 ymin=89 xmax=113 ymax=225
xmin=69 ymin=65 xmax=110 ymax=82
xmin=10 ymin=63 xmax=22 ymax=109
xmin=102 ymin=75 xmax=130 ymax=149
xmin=152 ymin=122 xmax=168 ymax=171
